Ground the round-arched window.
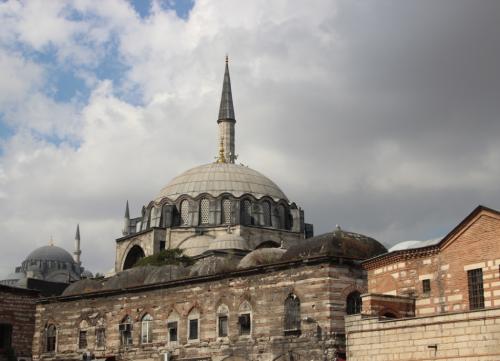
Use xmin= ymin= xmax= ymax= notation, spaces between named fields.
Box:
xmin=180 ymin=200 xmax=190 ymax=226
xmin=200 ymin=198 xmax=210 ymax=225
xmin=222 ymin=198 xmax=232 ymax=225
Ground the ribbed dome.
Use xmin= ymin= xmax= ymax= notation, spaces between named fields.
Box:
xmin=26 ymin=245 xmax=75 ymax=264
xmin=156 ymin=163 xmax=288 ymax=201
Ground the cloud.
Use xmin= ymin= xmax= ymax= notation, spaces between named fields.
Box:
xmin=1 ymin=0 xmax=500 ymax=277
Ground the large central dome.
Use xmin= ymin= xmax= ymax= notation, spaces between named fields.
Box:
xmin=156 ymin=162 xmax=288 ymax=201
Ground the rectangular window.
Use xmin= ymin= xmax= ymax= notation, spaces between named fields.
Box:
xmin=188 ymin=319 xmax=198 ymax=340
xmin=96 ymin=328 xmax=106 ymax=348
xmin=218 ymin=316 xmax=228 ymax=337
xmin=160 ymin=241 xmax=166 ymax=251
xmin=78 ymin=331 xmax=87 ymax=349
xmin=167 ymin=321 xmax=178 ymax=342
xmin=468 ymin=268 xmax=485 ymax=310
xmin=0 ymin=324 xmax=12 ymax=349
xmin=422 ymin=279 xmax=431 ymax=293
xmin=238 ymin=314 xmax=251 ymax=335
xmin=119 ymin=324 xmax=132 ymax=346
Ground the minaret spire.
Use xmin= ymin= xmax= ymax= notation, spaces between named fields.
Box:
xmin=73 ymin=224 xmax=81 ymax=266
xmin=217 ymin=55 xmax=236 ymax=163
xmin=123 ymin=200 xmax=131 ymax=236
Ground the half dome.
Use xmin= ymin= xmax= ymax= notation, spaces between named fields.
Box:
xmin=156 ymin=162 xmax=288 ymax=202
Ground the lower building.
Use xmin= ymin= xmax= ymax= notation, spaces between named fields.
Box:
xmin=345 ymin=205 xmax=500 ymax=360
xmin=0 ymin=285 xmax=39 ymax=361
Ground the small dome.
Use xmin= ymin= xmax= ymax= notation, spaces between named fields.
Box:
xmin=189 ymin=255 xmax=239 ymax=277
xmin=208 ymin=233 xmax=250 ymax=251
xmin=284 ymin=228 xmax=387 ymax=261
xmin=156 ymin=162 xmax=288 ymax=202
xmin=237 ymin=248 xmax=286 ymax=269
xmin=26 ymin=245 xmax=75 ymax=264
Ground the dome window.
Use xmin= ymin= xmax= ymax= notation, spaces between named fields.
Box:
xmin=262 ymin=201 xmax=271 ymax=226
xmin=200 ymin=198 xmax=210 ymax=225
xmin=180 ymin=200 xmax=190 ymax=226
xmin=241 ymin=199 xmax=253 ymax=225
xmin=222 ymin=198 xmax=232 ymax=225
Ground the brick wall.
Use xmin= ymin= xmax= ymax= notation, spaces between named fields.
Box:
xmin=33 ymin=259 xmax=365 ymax=361
xmin=345 ymin=307 xmax=500 ymax=361
xmin=0 ymin=285 xmax=39 ymax=358
xmin=364 ymin=210 xmax=500 ymax=316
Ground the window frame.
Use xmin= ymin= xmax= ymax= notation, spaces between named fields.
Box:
xmin=45 ymin=324 xmax=57 ymax=353
xmin=141 ymin=314 xmax=153 ymax=344
xmin=187 ymin=310 xmax=200 ymax=342
xmin=422 ymin=279 xmax=431 ymax=294
xmin=284 ymin=293 xmax=301 ymax=336
xmin=119 ymin=316 xmax=133 ymax=347
xmin=468 ymin=268 xmax=485 ymax=310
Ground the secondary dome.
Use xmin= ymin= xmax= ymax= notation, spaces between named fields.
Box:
xmin=26 ymin=245 xmax=75 ymax=264
xmin=156 ymin=162 xmax=288 ymax=201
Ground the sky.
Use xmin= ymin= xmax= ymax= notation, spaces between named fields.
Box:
xmin=0 ymin=0 xmax=499 ymax=277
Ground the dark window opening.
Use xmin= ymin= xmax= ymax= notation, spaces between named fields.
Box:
xmin=159 ymin=241 xmax=166 ymax=251
xmin=45 ymin=324 xmax=56 ymax=352
xmin=422 ymin=279 xmax=431 ymax=294
xmin=346 ymin=291 xmax=362 ymax=315
xmin=0 ymin=324 xmax=12 ymax=350
xmin=188 ymin=319 xmax=198 ymax=340
xmin=468 ymin=268 xmax=485 ymax=310
xmin=382 ymin=312 xmax=397 ymax=319
xmin=218 ymin=316 xmax=228 ymax=337
xmin=167 ymin=321 xmax=178 ymax=342
xmin=284 ymin=294 xmax=301 ymax=335
xmin=238 ymin=314 xmax=251 ymax=335
xmin=78 ymin=330 xmax=87 ymax=349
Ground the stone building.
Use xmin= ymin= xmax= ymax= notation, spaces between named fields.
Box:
xmin=0 ymin=284 xmax=39 ymax=361
xmin=345 ymin=205 xmax=500 ymax=360
xmin=31 ymin=58 xmax=387 ymax=361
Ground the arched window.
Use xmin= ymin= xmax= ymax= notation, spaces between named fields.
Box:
xmin=346 ymin=291 xmax=362 ymax=315
xmin=238 ymin=301 xmax=252 ymax=336
xmin=78 ymin=320 xmax=88 ymax=349
xmin=284 ymin=294 xmax=300 ymax=335
xmin=167 ymin=311 xmax=179 ymax=344
xmin=123 ymin=245 xmax=145 ymax=270
xmin=200 ymin=198 xmax=210 ymax=225
xmin=180 ymin=200 xmax=190 ymax=226
xmin=277 ymin=205 xmax=286 ymax=229
xmin=262 ymin=201 xmax=271 ymax=226
xmin=45 ymin=324 xmax=57 ymax=352
xmin=119 ymin=316 xmax=132 ymax=346
xmin=216 ymin=305 xmax=229 ymax=338
xmin=187 ymin=309 xmax=200 ymax=342
xmin=222 ymin=198 xmax=232 ymax=225
xmin=241 ymin=199 xmax=252 ymax=225
xmin=141 ymin=314 xmax=153 ymax=344
xmin=95 ymin=318 xmax=106 ymax=349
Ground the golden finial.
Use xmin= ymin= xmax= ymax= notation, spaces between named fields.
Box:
xmin=217 ymin=136 xmax=226 ymax=163
xmin=49 ymin=235 xmax=54 ymax=246
xmin=225 ymin=54 xmax=228 ymax=64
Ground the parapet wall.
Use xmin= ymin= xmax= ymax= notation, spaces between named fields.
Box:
xmin=345 ymin=307 xmax=500 ymax=361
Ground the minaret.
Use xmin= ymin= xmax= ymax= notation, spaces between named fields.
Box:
xmin=217 ymin=55 xmax=236 ymax=163
xmin=123 ymin=200 xmax=130 ymax=236
xmin=73 ymin=224 xmax=81 ymax=266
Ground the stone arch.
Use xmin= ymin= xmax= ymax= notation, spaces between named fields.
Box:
xmin=255 ymin=240 xmax=280 ymax=249
xmin=122 ymin=245 xmax=145 ymax=270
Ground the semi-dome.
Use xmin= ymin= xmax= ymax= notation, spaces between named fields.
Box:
xmin=26 ymin=245 xmax=75 ymax=264
xmin=208 ymin=232 xmax=250 ymax=251
xmin=156 ymin=162 xmax=288 ymax=202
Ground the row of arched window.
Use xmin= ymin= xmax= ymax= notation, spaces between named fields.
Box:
xmin=177 ymin=198 xmax=292 ymax=229
xmin=43 ymin=292 xmax=362 ymax=352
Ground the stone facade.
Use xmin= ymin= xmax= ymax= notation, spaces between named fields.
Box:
xmin=33 ymin=258 xmax=365 ymax=361
xmin=0 ymin=285 xmax=39 ymax=361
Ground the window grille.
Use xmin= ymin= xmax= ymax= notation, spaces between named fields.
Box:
xmin=222 ymin=198 xmax=232 ymax=224
xmin=96 ymin=328 xmax=105 ymax=348
xmin=346 ymin=291 xmax=362 ymax=315
xmin=188 ymin=319 xmax=198 ymax=340
xmin=238 ymin=314 xmax=251 ymax=335
xmin=284 ymin=294 xmax=301 ymax=335
xmin=46 ymin=324 xmax=57 ymax=352
xmin=200 ymin=198 xmax=210 ymax=224
xmin=262 ymin=202 xmax=271 ymax=226
xmin=180 ymin=200 xmax=189 ymax=226
xmin=167 ymin=321 xmax=178 ymax=342
xmin=468 ymin=268 xmax=485 ymax=310
xmin=78 ymin=331 xmax=87 ymax=349
xmin=119 ymin=316 xmax=132 ymax=346
xmin=218 ymin=316 xmax=228 ymax=337
xmin=422 ymin=279 xmax=431 ymax=294
xmin=141 ymin=314 xmax=153 ymax=344
xmin=241 ymin=200 xmax=252 ymax=225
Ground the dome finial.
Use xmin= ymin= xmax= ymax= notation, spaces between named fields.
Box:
xmin=225 ymin=54 xmax=228 ymax=64
xmin=49 ymin=235 xmax=54 ymax=246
